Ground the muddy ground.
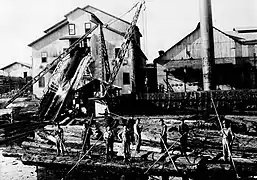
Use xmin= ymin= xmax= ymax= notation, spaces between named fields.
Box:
xmin=0 ymin=148 xmax=37 ymax=180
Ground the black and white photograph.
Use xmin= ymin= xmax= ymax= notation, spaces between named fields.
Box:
xmin=0 ymin=0 xmax=257 ymax=179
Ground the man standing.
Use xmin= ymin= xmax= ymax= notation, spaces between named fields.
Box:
xmin=103 ymin=125 xmax=114 ymax=162
xmin=160 ymin=119 xmax=167 ymax=153
xmin=222 ymin=119 xmax=235 ymax=162
xmin=54 ymin=123 xmax=65 ymax=156
xmin=134 ymin=118 xmax=141 ymax=153
xmin=122 ymin=126 xmax=131 ymax=162
xmin=178 ymin=119 xmax=189 ymax=156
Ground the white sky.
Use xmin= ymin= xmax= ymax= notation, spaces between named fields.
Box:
xmin=0 ymin=0 xmax=256 ymax=68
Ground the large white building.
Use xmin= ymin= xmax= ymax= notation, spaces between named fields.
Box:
xmin=28 ymin=5 xmax=147 ymax=98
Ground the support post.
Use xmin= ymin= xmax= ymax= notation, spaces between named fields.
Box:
xmin=199 ymin=0 xmax=215 ymax=90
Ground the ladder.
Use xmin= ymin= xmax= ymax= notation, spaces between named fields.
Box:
xmin=108 ymin=2 xmax=144 ymax=86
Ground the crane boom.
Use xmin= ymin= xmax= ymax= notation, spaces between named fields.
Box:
xmin=99 ymin=24 xmax=111 ymax=81
xmin=108 ymin=2 xmax=144 ymax=85
xmin=3 ymin=25 xmax=98 ymax=108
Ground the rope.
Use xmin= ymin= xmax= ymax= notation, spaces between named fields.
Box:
xmin=105 ymin=2 xmax=139 ymax=27
xmin=62 ymin=110 xmax=120 ymax=179
xmin=80 ymin=114 xmax=94 ymax=156
xmin=61 ymin=134 xmax=103 ymax=180
xmin=144 ymin=140 xmax=177 ymax=174
xmin=211 ymin=95 xmax=240 ymax=179
xmin=160 ymin=135 xmax=179 ymax=172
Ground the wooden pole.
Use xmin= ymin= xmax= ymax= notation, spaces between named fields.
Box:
xmin=211 ymin=96 xmax=240 ymax=179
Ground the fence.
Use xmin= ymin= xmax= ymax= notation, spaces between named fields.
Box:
xmin=109 ymin=90 xmax=257 ymax=115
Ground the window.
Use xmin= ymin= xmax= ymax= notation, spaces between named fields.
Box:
xmin=41 ymin=52 xmax=47 ymax=63
xmin=123 ymin=59 xmax=128 ymax=66
xmin=23 ymin=72 xmax=27 ymax=78
xmin=115 ymin=48 xmax=120 ymax=58
xmin=38 ymin=76 xmax=45 ymax=88
xmin=123 ymin=72 xmax=130 ymax=85
xmin=68 ymin=24 xmax=76 ymax=35
xmin=85 ymin=23 xmax=91 ymax=33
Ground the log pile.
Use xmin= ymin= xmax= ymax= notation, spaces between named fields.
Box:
xmin=2 ymin=116 xmax=257 ymax=179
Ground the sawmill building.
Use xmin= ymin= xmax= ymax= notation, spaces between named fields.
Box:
xmin=28 ymin=5 xmax=147 ymax=98
xmin=154 ymin=23 xmax=257 ymax=92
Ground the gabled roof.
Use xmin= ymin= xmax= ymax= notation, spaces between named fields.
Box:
xmin=44 ymin=19 xmax=68 ymax=34
xmin=83 ymin=5 xmax=130 ymax=25
xmin=154 ymin=23 xmax=201 ymax=64
xmin=28 ymin=20 xmax=69 ymax=47
xmin=0 ymin=62 xmax=31 ymax=70
xmin=154 ymin=23 xmax=257 ymax=64
xmin=45 ymin=5 xmax=130 ymax=34
xmin=28 ymin=5 xmax=131 ymax=47
xmin=224 ymin=30 xmax=257 ymax=43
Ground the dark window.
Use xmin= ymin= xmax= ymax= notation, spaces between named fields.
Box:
xmin=115 ymin=48 xmax=120 ymax=58
xmin=38 ymin=76 xmax=45 ymax=88
xmin=68 ymin=24 xmax=76 ymax=35
xmin=85 ymin=23 xmax=91 ymax=33
xmin=123 ymin=72 xmax=130 ymax=85
xmin=41 ymin=52 xmax=47 ymax=63
xmin=123 ymin=59 xmax=128 ymax=66
xmin=23 ymin=72 xmax=27 ymax=78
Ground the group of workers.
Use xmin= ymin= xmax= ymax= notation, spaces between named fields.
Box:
xmin=54 ymin=109 xmax=235 ymax=163
xmin=159 ymin=118 xmax=189 ymax=156
xmin=102 ymin=113 xmax=142 ymax=162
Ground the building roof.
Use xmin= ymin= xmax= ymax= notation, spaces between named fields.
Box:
xmin=28 ymin=5 xmax=131 ymax=47
xmin=225 ymin=30 xmax=257 ymax=43
xmin=233 ymin=27 xmax=257 ymax=33
xmin=154 ymin=23 xmax=257 ymax=64
xmin=83 ymin=5 xmax=130 ymax=26
xmin=154 ymin=23 xmax=200 ymax=64
xmin=28 ymin=20 xmax=69 ymax=47
xmin=43 ymin=19 xmax=68 ymax=34
xmin=0 ymin=62 xmax=31 ymax=70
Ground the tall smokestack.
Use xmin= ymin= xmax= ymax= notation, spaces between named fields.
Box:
xmin=199 ymin=0 xmax=215 ymax=90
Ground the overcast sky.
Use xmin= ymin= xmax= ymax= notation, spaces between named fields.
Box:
xmin=0 ymin=0 xmax=256 ymax=68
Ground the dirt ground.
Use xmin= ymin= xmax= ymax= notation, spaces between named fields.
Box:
xmin=0 ymin=148 xmax=37 ymax=180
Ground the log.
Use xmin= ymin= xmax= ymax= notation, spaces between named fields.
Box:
xmin=21 ymin=141 xmax=82 ymax=154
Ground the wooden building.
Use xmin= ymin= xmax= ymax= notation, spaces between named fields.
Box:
xmin=0 ymin=62 xmax=32 ymax=96
xmin=0 ymin=62 xmax=31 ymax=78
xmin=154 ymin=23 xmax=257 ymax=92
xmin=28 ymin=5 xmax=147 ymax=98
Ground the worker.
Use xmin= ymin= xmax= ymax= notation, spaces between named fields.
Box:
xmin=54 ymin=123 xmax=65 ymax=156
xmin=134 ymin=118 xmax=141 ymax=153
xmin=82 ymin=121 xmax=93 ymax=154
xmin=81 ymin=106 xmax=87 ymax=117
xmin=122 ymin=125 xmax=131 ymax=162
xmin=103 ymin=125 xmax=114 ymax=162
xmin=127 ymin=117 xmax=135 ymax=144
xmin=222 ymin=119 xmax=235 ymax=162
xmin=178 ymin=119 xmax=189 ymax=156
xmin=160 ymin=118 xmax=167 ymax=153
